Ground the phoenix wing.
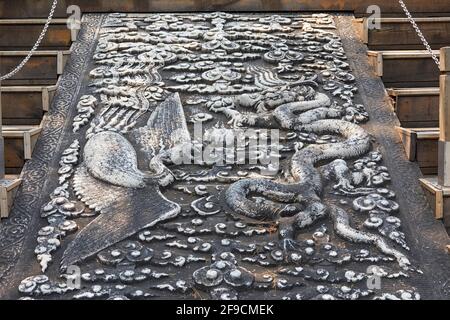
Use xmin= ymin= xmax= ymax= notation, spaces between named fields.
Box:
xmin=61 ymin=164 xmax=180 ymax=270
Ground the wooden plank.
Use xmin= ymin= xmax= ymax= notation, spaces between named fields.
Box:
xmin=42 ymin=87 xmax=51 ymax=112
xmin=371 ymin=17 xmax=450 ymax=23
xmin=0 ymin=86 xmax=55 ymax=125
xmin=443 ymin=197 xmax=450 ymax=227
xmin=2 ymin=126 xmax=42 ymax=173
xmin=417 ymin=138 xmax=438 ymax=172
xmin=1 ymin=0 xmax=450 ymax=18
xmin=1 ymin=184 xmax=10 ymax=218
xmin=396 ymin=127 xmax=417 ymax=161
xmin=0 ymin=51 xmax=70 ymax=85
xmin=354 ymin=18 xmax=450 ymax=50
xmin=29 ymin=129 xmax=41 ymax=159
xmin=440 ymin=74 xmax=450 ymax=141
xmin=441 ymin=47 xmax=450 ymax=72
xmin=0 ymin=23 xmax=73 ymax=50
xmin=387 ymin=88 xmax=440 ymax=96
xmin=0 ymin=50 xmax=71 ymax=55
xmin=397 ymin=127 xmax=439 ymax=174
xmin=435 ymin=189 xmax=444 ymax=220
xmin=3 ymin=125 xmax=41 ymax=132
xmin=373 ymin=50 xmax=441 ymax=58
xmin=351 ymin=18 xmax=368 ymax=44
xmin=367 ymin=51 xmax=383 ymax=77
xmin=419 ymin=177 xmax=450 ymax=225
xmin=438 ymin=48 xmax=450 ymax=187
xmin=369 ymin=51 xmax=441 ymax=88
xmin=388 ymin=88 xmax=440 ymax=128
xmin=420 ymin=177 xmax=444 ymax=219
xmin=0 ymin=175 xmax=21 ymax=219
xmin=0 ymin=54 xmax=57 ymax=83
xmin=415 ymin=128 xmax=438 ymax=174
xmin=4 ymin=137 xmax=24 ymax=171
xmin=414 ymin=128 xmax=439 ymax=139
xmin=0 ymin=19 xmax=69 ymax=24
xmin=23 ymin=132 xmax=32 ymax=160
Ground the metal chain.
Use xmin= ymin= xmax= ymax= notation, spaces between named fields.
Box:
xmin=0 ymin=0 xmax=59 ymax=81
xmin=398 ymin=0 xmax=440 ymax=67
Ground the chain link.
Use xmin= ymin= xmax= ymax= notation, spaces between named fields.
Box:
xmin=0 ymin=0 xmax=59 ymax=81
xmin=398 ymin=0 xmax=440 ymax=67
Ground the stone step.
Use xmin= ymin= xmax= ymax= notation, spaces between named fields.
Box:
xmin=0 ymin=19 xmax=78 ymax=50
xmin=354 ymin=17 xmax=450 ymax=50
xmin=387 ymin=87 xmax=440 ymax=128
xmin=0 ymin=50 xmax=70 ymax=85
xmin=397 ymin=127 xmax=439 ymax=175
xmin=0 ymin=85 xmax=57 ymax=125
xmin=368 ymin=50 xmax=440 ymax=88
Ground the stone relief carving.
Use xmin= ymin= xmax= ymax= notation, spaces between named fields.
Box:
xmin=18 ymin=12 xmax=425 ymax=300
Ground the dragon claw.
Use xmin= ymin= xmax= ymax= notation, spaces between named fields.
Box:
xmin=281 ymin=238 xmax=300 ymax=252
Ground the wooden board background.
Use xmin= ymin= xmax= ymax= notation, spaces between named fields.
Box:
xmin=417 ymin=139 xmax=438 ymax=174
xmin=0 ymin=24 xmax=72 ymax=50
xmin=354 ymin=19 xmax=450 ymax=50
xmin=4 ymin=138 xmax=24 ymax=174
xmin=382 ymin=58 xmax=440 ymax=87
xmin=1 ymin=91 xmax=44 ymax=125
xmin=0 ymin=55 xmax=58 ymax=85
xmin=394 ymin=95 xmax=440 ymax=128
xmin=1 ymin=0 xmax=450 ymax=18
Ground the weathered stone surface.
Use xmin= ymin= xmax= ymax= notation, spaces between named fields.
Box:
xmin=0 ymin=13 xmax=449 ymax=300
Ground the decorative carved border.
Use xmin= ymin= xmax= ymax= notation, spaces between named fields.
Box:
xmin=0 ymin=14 xmax=103 ymax=297
xmin=336 ymin=15 xmax=450 ymax=299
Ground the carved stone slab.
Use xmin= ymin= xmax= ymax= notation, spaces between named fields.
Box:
xmin=0 ymin=13 xmax=449 ymax=300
